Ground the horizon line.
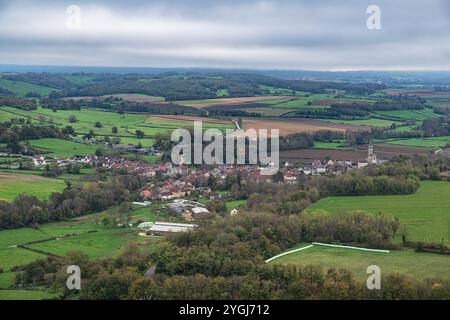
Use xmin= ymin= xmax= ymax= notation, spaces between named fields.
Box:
xmin=2 ymin=63 xmax=450 ymax=74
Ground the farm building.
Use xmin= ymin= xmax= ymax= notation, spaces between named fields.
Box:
xmin=133 ymin=201 xmax=152 ymax=207
xmin=183 ymin=206 xmax=211 ymax=221
xmin=147 ymin=221 xmax=198 ymax=236
xmin=137 ymin=222 xmax=154 ymax=231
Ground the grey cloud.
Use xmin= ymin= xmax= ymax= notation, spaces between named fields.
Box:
xmin=0 ymin=0 xmax=449 ymax=70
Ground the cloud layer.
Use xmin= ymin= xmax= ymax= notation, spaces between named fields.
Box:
xmin=0 ymin=0 xmax=449 ymax=70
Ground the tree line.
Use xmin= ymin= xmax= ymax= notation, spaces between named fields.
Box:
xmin=0 ymin=96 xmax=37 ymax=110
xmin=0 ymin=123 xmax=65 ymax=154
xmin=5 ymin=72 xmax=387 ymax=101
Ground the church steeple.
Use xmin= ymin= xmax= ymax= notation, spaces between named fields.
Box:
xmin=367 ymin=141 xmax=377 ymax=164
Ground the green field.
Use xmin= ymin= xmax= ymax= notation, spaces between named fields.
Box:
xmin=28 ymin=228 xmax=145 ymax=258
xmin=0 ymin=204 xmax=164 ymax=294
xmin=374 ymin=108 xmax=441 ymax=122
xmin=384 ymin=136 xmax=450 ymax=148
xmin=308 ymin=181 xmax=450 ymax=245
xmin=0 ymin=79 xmax=56 ymax=97
xmin=28 ymin=138 xmax=102 ymax=158
xmin=0 ymin=172 xmax=66 ymax=202
xmin=269 ymin=244 xmax=450 ymax=281
xmin=226 ymin=199 xmax=247 ymax=210
xmin=0 ymin=272 xmax=15 ymax=289
xmin=0 ymin=289 xmax=60 ymax=300
xmin=326 ymin=118 xmax=401 ymax=127
xmin=313 ymin=141 xmax=346 ymax=149
xmin=260 ymin=98 xmax=328 ymax=110
xmin=0 ymin=106 xmax=231 ymax=148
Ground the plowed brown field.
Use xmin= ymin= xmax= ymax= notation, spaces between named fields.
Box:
xmin=243 ymin=117 xmax=368 ymax=135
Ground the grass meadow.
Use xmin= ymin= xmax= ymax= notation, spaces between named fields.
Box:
xmin=308 ymin=181 xmax=450 ymax=245
xmin=0 ymin=78 xmax=56 ymax=97
xmin=0 ymin=172 xmax=66 ymax=202
xmin=0 ymin=203 xmax=164 ymax=296
xmin=268 ymin=244 xmax=450 ymax=281
xmin=29 ymin=138 xmax=102 ymax=158
xmin=383 ymin=136 xmax=450 ymax=148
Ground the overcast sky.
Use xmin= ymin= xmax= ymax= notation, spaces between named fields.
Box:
xmin=0 ymin=0 xmax=449 ymax=71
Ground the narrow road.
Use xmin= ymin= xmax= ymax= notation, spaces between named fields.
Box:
xmin=231 ymin=119 xmax=241 ymax=131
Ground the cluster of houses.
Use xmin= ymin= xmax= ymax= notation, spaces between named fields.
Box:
xmin=27 ymin=143 xmax=387 ymax=199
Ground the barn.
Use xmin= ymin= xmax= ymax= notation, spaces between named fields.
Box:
xmin=147 ymin=221 xmax=198 ymax=236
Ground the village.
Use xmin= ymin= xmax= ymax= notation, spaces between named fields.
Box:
xmin=5 ymin=144 xmax=385 ymax=237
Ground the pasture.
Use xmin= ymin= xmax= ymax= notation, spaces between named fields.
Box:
xmin=29 ymin=138 xmax=102 ymax=158
xmin=383 ymin=136 xmax=450 ymax=148
xmin=0 ymin=204 xmax=164 ymax=294
xmin=0 ymin=289 xmax=60 ymax=300
xmin=326 ymin=118 xmax=401 ymax=127
xmin=308 ymin=181 xmax=450 ymax=245
xmin=374 ymin=108 xmax=441 ymax=122
xmin=268 ymin=244 xmax=450 ymax=281
xmin=0 ymin=78 xmax=56 ymax=97
xmin=0 ymin=172 xmax=66 ymax=202
xmin=313 ymin=141 xmax=346 ymax=149
xmin=0 ymin=106 xmax=233 ymax=148
xmin=0 ymin=107 xmax=235 ymax=151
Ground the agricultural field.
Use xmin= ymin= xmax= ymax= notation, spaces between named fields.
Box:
xmin=373 ymin=109 xmax=442 ymax=122
xmin=312 ymin=141 xmax=347 ymax=149
xmin=238 ymin=108 xmax=293 ymax=117
xmin=0 ymin=172 xmax=66 ymax=202
xmin=146 ymin=115 xmax=234 ymax=129
xmin=29 ymin=138 xmax=103 ymax=158
xmin=243 ymin=117 xmax=368 ymax=135
xmin=0 ymin=78 xmax=56 ymax=97
xmin=280 ymin=143 xmax=434 ymax=162
xmin=268 ymin=244 xmax=450 ymax=281
xmin=325 ymin=118 xmax=402 ymax=127
xmin=0 ymin=106 xmax=233 ymax=149
xmin=0 ymin=289 xmax=60 ymax=300
xmin=383 ymin=136 xmax=450 ymax=148
xmin=267 ymin=99 xmax=328 ymax=110
xmin=280 ymin=148 xmax=367 ymax=162
xmin=0 ymin=203 xmax=165 ymax=296
xmin=178 ymin=96 xmax=293 ymax=108
xmin=308 ymin=181 xmax=450 ymax=245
